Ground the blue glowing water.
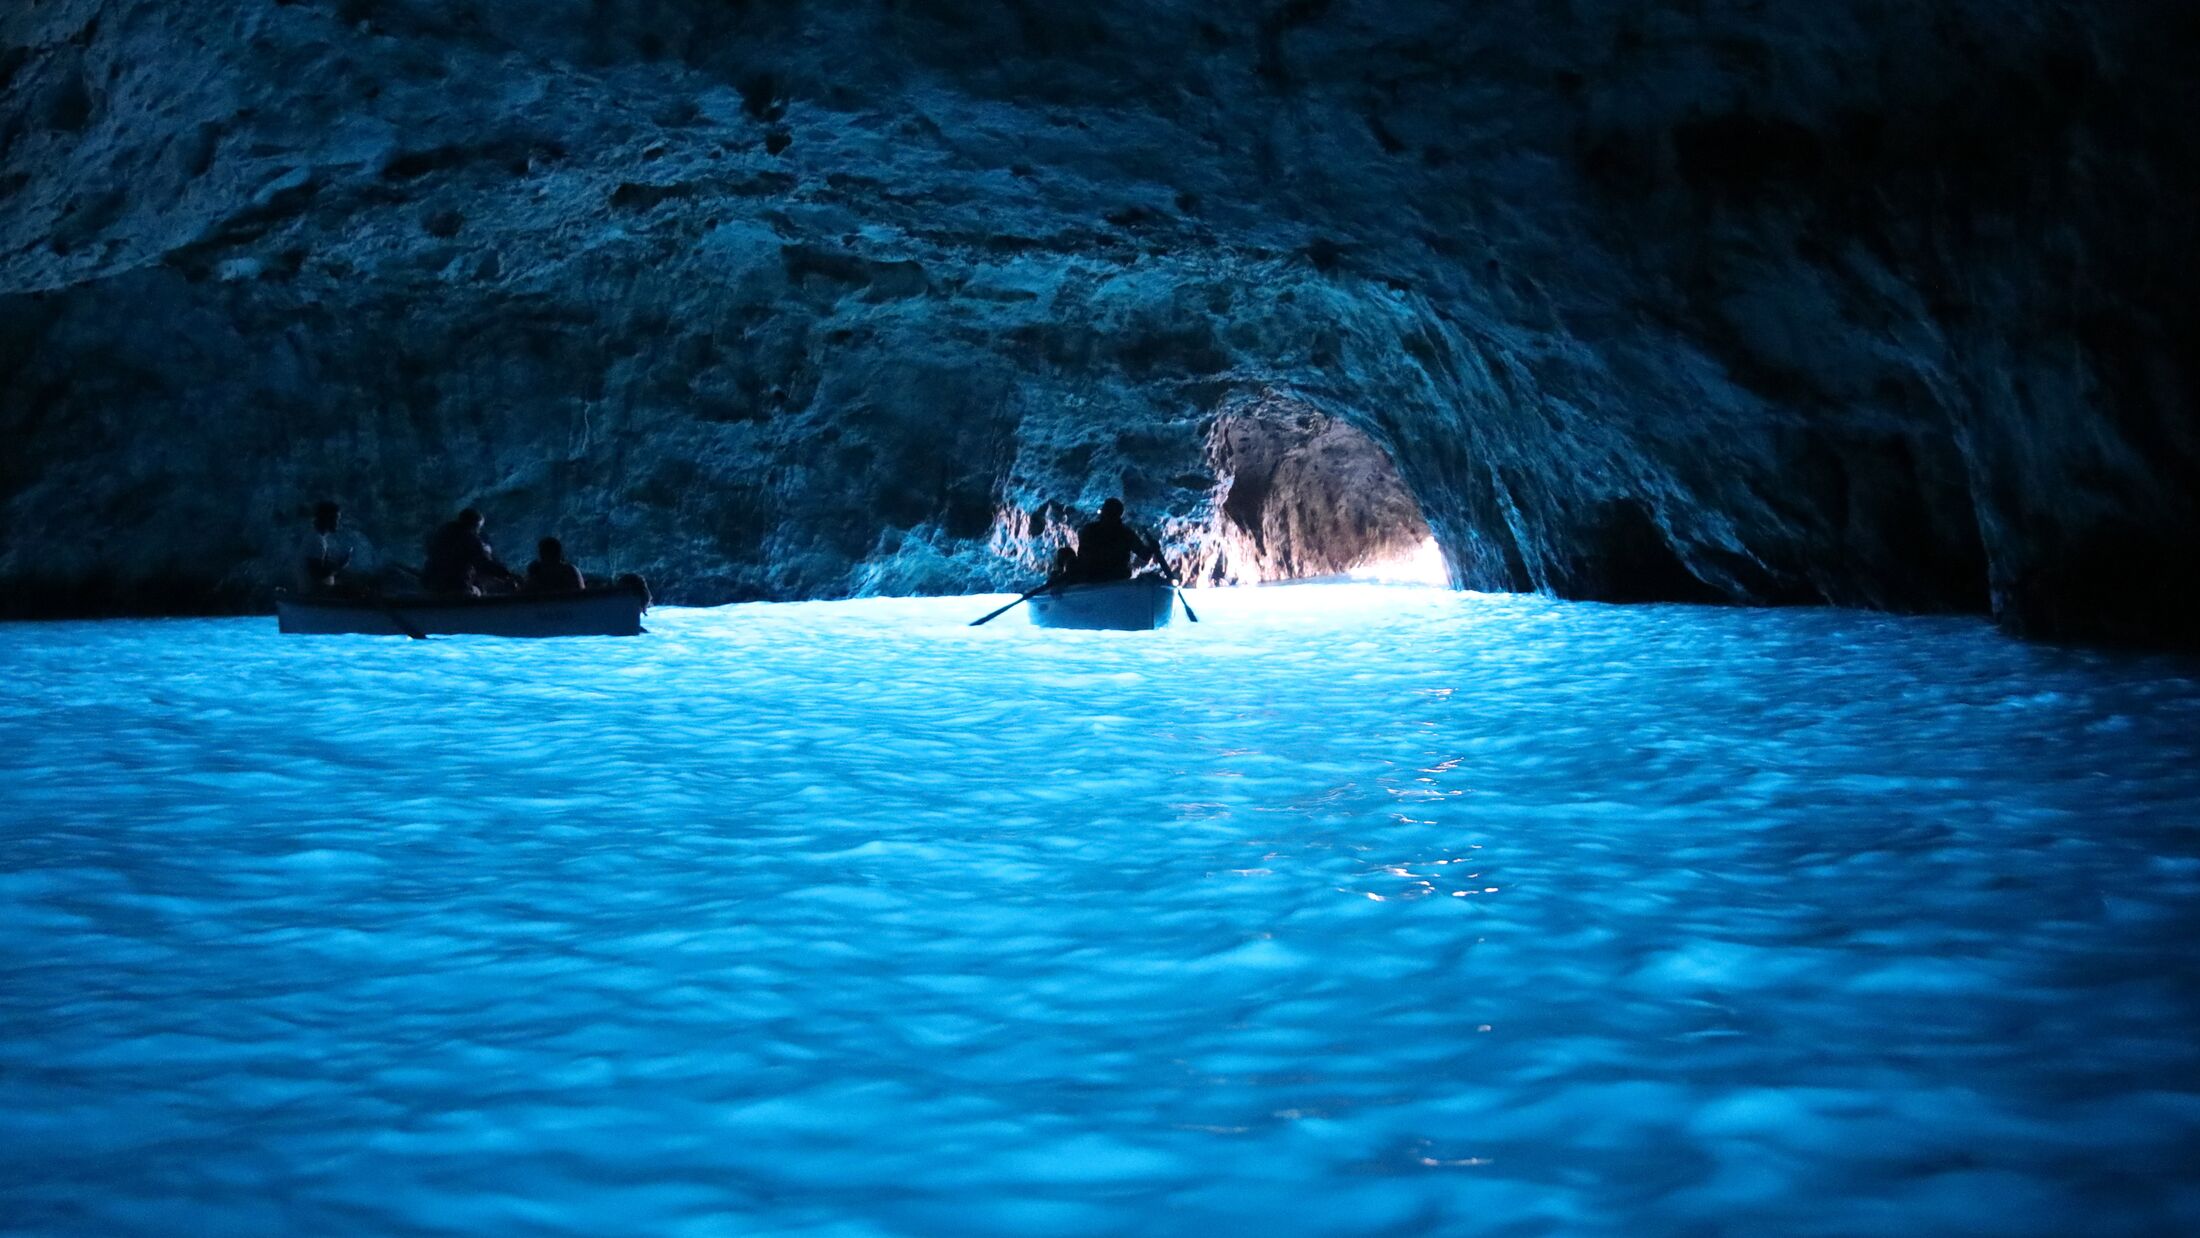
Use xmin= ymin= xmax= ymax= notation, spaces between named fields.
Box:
xmin=4 ymin=587 xmax=2198 ymax=1234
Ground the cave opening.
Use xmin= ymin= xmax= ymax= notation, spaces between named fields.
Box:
xmin=1190 ymin=392 xmax=1448 ymax=587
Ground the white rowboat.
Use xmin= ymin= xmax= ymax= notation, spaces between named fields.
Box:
xmin=1027 ymin=579 xmax=1177 ymax=631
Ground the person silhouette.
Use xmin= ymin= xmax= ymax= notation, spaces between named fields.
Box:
xmin=524 ymin=537 xmax=586 ymax=593
xmin=422 ymin=508 xmax=519 ymax=596
xmin=301 ymin=501 xmax=351 ymax=593
xmin=1065 ymin=498 xmax=1161 ymax=583
xmin=300 ymin=500 xmax=379 ymax=595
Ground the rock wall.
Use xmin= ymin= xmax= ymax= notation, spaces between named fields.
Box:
xmin=1 ymin=1 xmax=2193 ymax=644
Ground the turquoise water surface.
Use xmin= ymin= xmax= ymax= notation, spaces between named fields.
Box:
xmin=3 ymin=587 xmax=2198 ymax=1234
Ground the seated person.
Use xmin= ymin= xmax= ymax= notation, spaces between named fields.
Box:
xmin=422 ymin=507 xmax=520 ymax=596
xmin=1067 ymin=498 xmax=1161 ymax=583
xmin=300 ymin=499 xmax=377 ymax=595
xmin=524 ymin=537 xmax=586 ymax=593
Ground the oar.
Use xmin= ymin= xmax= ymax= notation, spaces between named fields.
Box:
xmin=379 ymin=564 xmax=429 ymax=639
xmin=1159 ymin=563 xmax=1199 ymax=623
xmin=383 ymin=604 xmax=428 ymax=640
xmin=970 ymin=582 xmax=1054 ymax=627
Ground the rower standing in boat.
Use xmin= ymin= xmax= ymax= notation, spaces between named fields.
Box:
xmin=524 ymin=537 xmax=586 ymax=593
xmin=1055 ymin=498 xmax=1161 ymax=584
xmin=423 ymin=507 xmax=521 ymax=596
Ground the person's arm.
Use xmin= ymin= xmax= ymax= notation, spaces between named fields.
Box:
xmin=1140 ymin=529 xmax=1179 ymax=581
xmin=345 ymin=531 xmax=376 ymax=574
xmin=471 ymin=538 xmax=519 ymax=580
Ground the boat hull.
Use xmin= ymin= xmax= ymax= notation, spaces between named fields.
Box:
xmin=1028 ymin=580 xmax=1176 ymax=631
xmin=277 ymin=589 xmax=646 ymax=637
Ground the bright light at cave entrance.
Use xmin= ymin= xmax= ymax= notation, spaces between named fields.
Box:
xmin=1344 ymin=536 xmax=1450 ymax=586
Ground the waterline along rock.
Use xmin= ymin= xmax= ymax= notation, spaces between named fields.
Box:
xmin=1 ymin=1 xmax=2192 ymax=645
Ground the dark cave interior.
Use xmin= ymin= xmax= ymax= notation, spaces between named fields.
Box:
xmin=0 ymin=0 xmax=2193 ymax=645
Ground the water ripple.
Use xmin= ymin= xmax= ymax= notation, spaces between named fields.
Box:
xmin=3 ymin=587 xmax=2199 ymax=1234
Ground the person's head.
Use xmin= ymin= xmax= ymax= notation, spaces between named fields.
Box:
xmin=312 ymin=500 xmax=340 ymax=533
xmin=537 ymin=537 xmax=564 ymax=563
xmin=1100 ymin=497 xmax=1125 ymax=522
xmin=457 ymin=507 xmax=484 ymax=531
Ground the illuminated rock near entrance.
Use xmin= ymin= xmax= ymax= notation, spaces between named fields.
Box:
xmin=0 ymin=1 xmax=2193 ymax=644
xmin=1190 ymin=392 xmax=1436 ymax=587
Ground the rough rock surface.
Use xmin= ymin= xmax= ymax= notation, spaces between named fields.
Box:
xmin=1191 ymin=392 xmax=1434 ymax=585
xmin=1 ymin=1 xmax=2194 ymax=644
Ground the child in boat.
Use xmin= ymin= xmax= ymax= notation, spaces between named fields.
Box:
xmin=524 ymin=537 xmax=586 ymax=593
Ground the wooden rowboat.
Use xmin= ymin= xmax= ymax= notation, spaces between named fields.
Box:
xmin=1028 ymin=579 xmax=1177 ymax=631
xmin=277 ymin=588 xmax=646 ymax=638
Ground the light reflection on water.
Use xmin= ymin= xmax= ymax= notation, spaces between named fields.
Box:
xmin=4 ymin=586 xmax=2200 ymax=1234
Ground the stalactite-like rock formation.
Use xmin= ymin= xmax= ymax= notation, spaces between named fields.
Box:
xmin=1 ymin=1 xmax=2193 ymax=644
